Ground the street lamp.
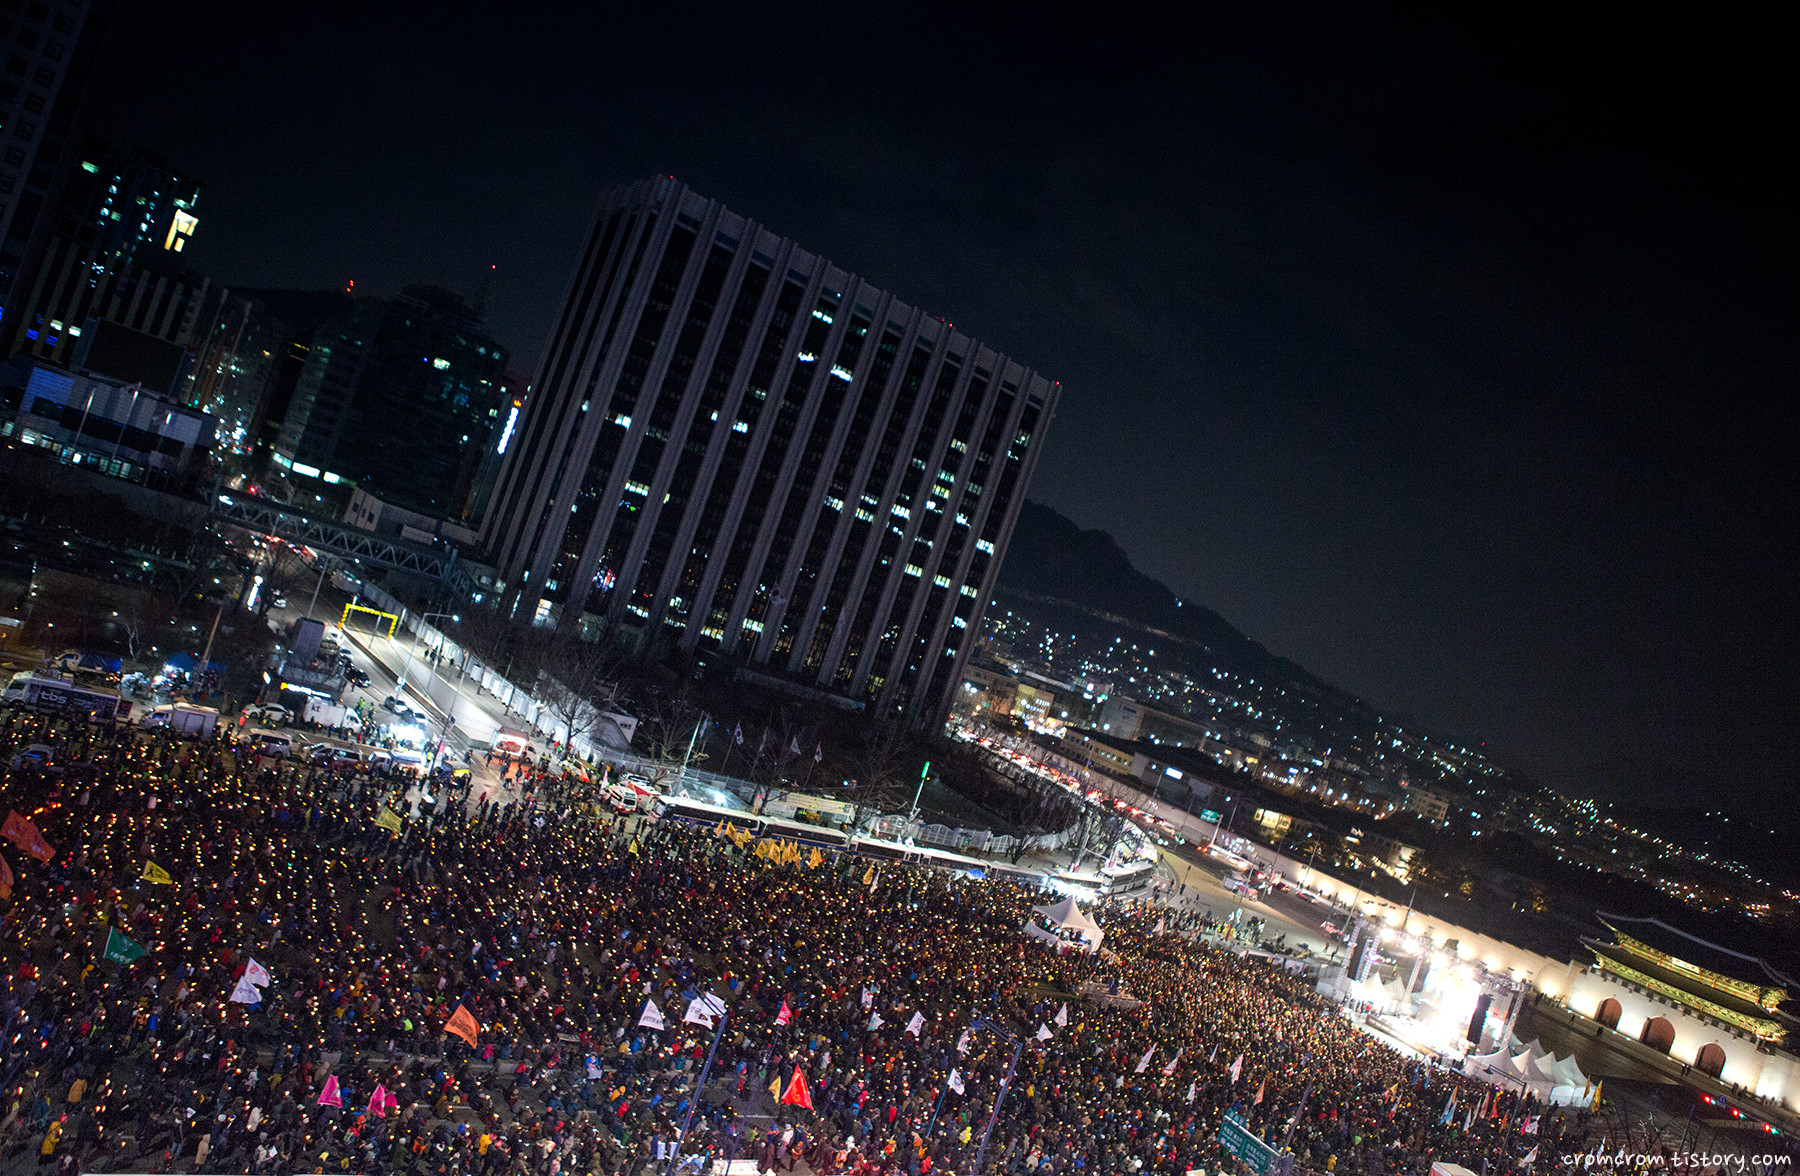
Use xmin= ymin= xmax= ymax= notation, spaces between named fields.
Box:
xmin=397 ymin=611 xmax=459 ymax=693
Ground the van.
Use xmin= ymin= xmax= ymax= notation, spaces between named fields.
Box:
xmin=244 ymin=728 xmax=293 ymax=758
xmin=310 ymin=744 xmax=364 ymax=768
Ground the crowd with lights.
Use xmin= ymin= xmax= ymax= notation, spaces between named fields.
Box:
xmin=0 ymin=705 xmax=1593 ymax=1176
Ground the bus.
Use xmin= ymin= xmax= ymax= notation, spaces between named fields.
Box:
xmin=2 ymin=672 xmax=125 ymax=721
xmin=655 ymin=794 xmax=757 ymax=832
xmin=760 ymin=814 xmax=853 ymax=852
xmin=654 ymin=797 xmax=855 ymax=852
xmin=1101 ymin=858 xmax=1156 ymax=896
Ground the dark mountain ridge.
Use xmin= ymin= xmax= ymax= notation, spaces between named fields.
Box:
xmin=996 ymin=500 xmax=1377 ymax=721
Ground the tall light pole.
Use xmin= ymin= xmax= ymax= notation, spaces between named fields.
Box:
xmin=397 ymin=611 xmax=458 ymax=693
xmin=909 ymin=760 xmax=932 ymax=824
xmin=106 ymin=384 xmax=145 ymax=471
xmin=305 ymin=556 xmax=333 ymax=620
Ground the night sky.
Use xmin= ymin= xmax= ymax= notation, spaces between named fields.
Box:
xmin=86 ymin=3 xmax=1796 ymax=808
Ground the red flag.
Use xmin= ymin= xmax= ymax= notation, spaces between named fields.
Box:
xmin=775 ymin=999 xmax=793 ymax=1026
xmin=445 ymin=1004 xmax=480 ymax=1046
xmin=780 ymin=1066 xmax=814 ymax=1110
xmin=1 ymin=811 xmax=53 ymax=863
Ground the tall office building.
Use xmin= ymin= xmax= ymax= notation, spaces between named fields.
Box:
xmin=0 ymin=0 xmax=109 ymax=319
xmin=2 ymin=140 xmax=206 ymax=392
xmin=274 ymin=285 xmax=508 ymax=518
xmin=483 ymin=177 xmax=1059 ymax=725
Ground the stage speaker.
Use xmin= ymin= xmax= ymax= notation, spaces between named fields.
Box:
xmin=1467 ymin=993 xmax=1493 ymax=1044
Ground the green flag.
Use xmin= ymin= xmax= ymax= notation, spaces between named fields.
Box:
xmin=104 ymin=926 xmax=147 ymax=964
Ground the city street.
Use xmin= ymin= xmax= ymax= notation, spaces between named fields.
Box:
xmin=1155 ymin=838 xmax=1342 ymax=957
xmin=268 ymin=586 xmax=512 ymax=752
xmin=260 ymin=590 xmax=525 ymax=811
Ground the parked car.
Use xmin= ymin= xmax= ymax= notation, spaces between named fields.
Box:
xmin=383 ymin=695 xmax=424 ymax=721
xmin=242 ymin=703 xmax=292 ymax=727
xmin=310 ymin=744 xmax=365 ymax=769
xmin=9 ymin=743 xmax=61 ymax=772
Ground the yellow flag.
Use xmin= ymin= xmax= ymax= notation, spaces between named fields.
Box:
xmin=862 ymin=865 xmax=876 ymax=886
xmin=808 ymin=847 xmax=824 ymax=870
xmin=627 ymin=839 xmax=640 ymax=856
xmin=140 ymin=861 xmax=174 ymax=885
xmin=375 ymin=808 xmax=403 ymax=834
xmin=785 ymin=840 xmax=801 ymax=866
xmin=719 ymin=820 xmax=737 ymax=842
xmin=770 ymin=1072 xmax=783 ymax=1100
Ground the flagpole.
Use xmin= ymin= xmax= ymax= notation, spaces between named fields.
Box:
xmin=972 ymin=1025 xmax=1024 ymax=1176
xmin=665 ymin=1008 xmax=728 ymax=1176
xmin=926 ymin=1084 xmax=948 ymax=1139
xmin=1283 ymin=1079 xmax=1313 ymax=1149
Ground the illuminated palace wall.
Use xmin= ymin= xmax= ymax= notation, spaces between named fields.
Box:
xmin=1007 ymin=762 xmax=1799 ymax=1112
xmin=1557 ymin=964 xmax=1798 ymax=1107
xmin=1187 ymin=819 xmax=1799 ymax=1112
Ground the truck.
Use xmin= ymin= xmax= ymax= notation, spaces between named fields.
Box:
xmin=53 ymin=649 xmax=123 ymax=675
xmin=2 ymin=672 xmax=125 ymax=721
xmin=289 ymin=616 xmax=327 ymax=664
xmin=141 ymin=703 xmax=219 ymax=738
xmin=303 ymin=696 xmax=354 ymax=732
xmin=492 ymin=726 xmax=532 ymax=758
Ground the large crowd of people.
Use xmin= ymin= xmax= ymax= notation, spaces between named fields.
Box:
xmin=0 ymin=705 xmax=1590 ymax=1175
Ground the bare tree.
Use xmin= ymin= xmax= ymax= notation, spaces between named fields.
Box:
xmin=114 ymin=592 xmax=176 ymax=662
xmin=1081 ymin=771 xmax=1138 ymax=865
xmin=456 ymin=603 xmax=526 ymax=669
xmin=532 ymin=623 xmax=629 ymax=755
xmin=253 ymin=539 xmax=310 ymax=617
xmin=845 ymin=721 xmax=910 ymax=832
xmin=207 ymin=604 xmax=278 ymax=708
xmin=763 ymin=705 xmax=815 ymax=787
xmin=632 ymin=692 xmax=709 ymax=793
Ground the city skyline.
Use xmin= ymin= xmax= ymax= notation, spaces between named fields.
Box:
xmin=71 ymin=3 xmax=1797 ymax=805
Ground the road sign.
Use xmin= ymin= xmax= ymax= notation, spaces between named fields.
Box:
xmin=1219 ymin=1112 xmax=1293 ymax=1176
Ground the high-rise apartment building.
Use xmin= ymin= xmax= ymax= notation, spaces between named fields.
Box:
xmin=483 ymin=177 xmax=1058 ymax=724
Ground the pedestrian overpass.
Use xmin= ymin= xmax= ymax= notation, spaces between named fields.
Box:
xmin=211 ymin=491 xmax=476 ymax=595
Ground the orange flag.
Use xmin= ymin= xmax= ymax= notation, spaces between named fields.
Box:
xmin=1 ymin=811 xmax=52 ymax=863
xmin=445 ymin=1004 xmax=480 ymax=1046
xmin=780 ymin=1065 xmax=814 ymax=1111
xmin=0 ymin=851 xmax=12 ymax=900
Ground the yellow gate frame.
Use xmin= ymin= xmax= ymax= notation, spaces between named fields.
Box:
xmin=341 ymin=602 xmax=399 ymax=639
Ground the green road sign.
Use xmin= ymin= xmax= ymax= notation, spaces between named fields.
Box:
xmin=1218 ymin=1112 xmax=1292 ymax=1176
